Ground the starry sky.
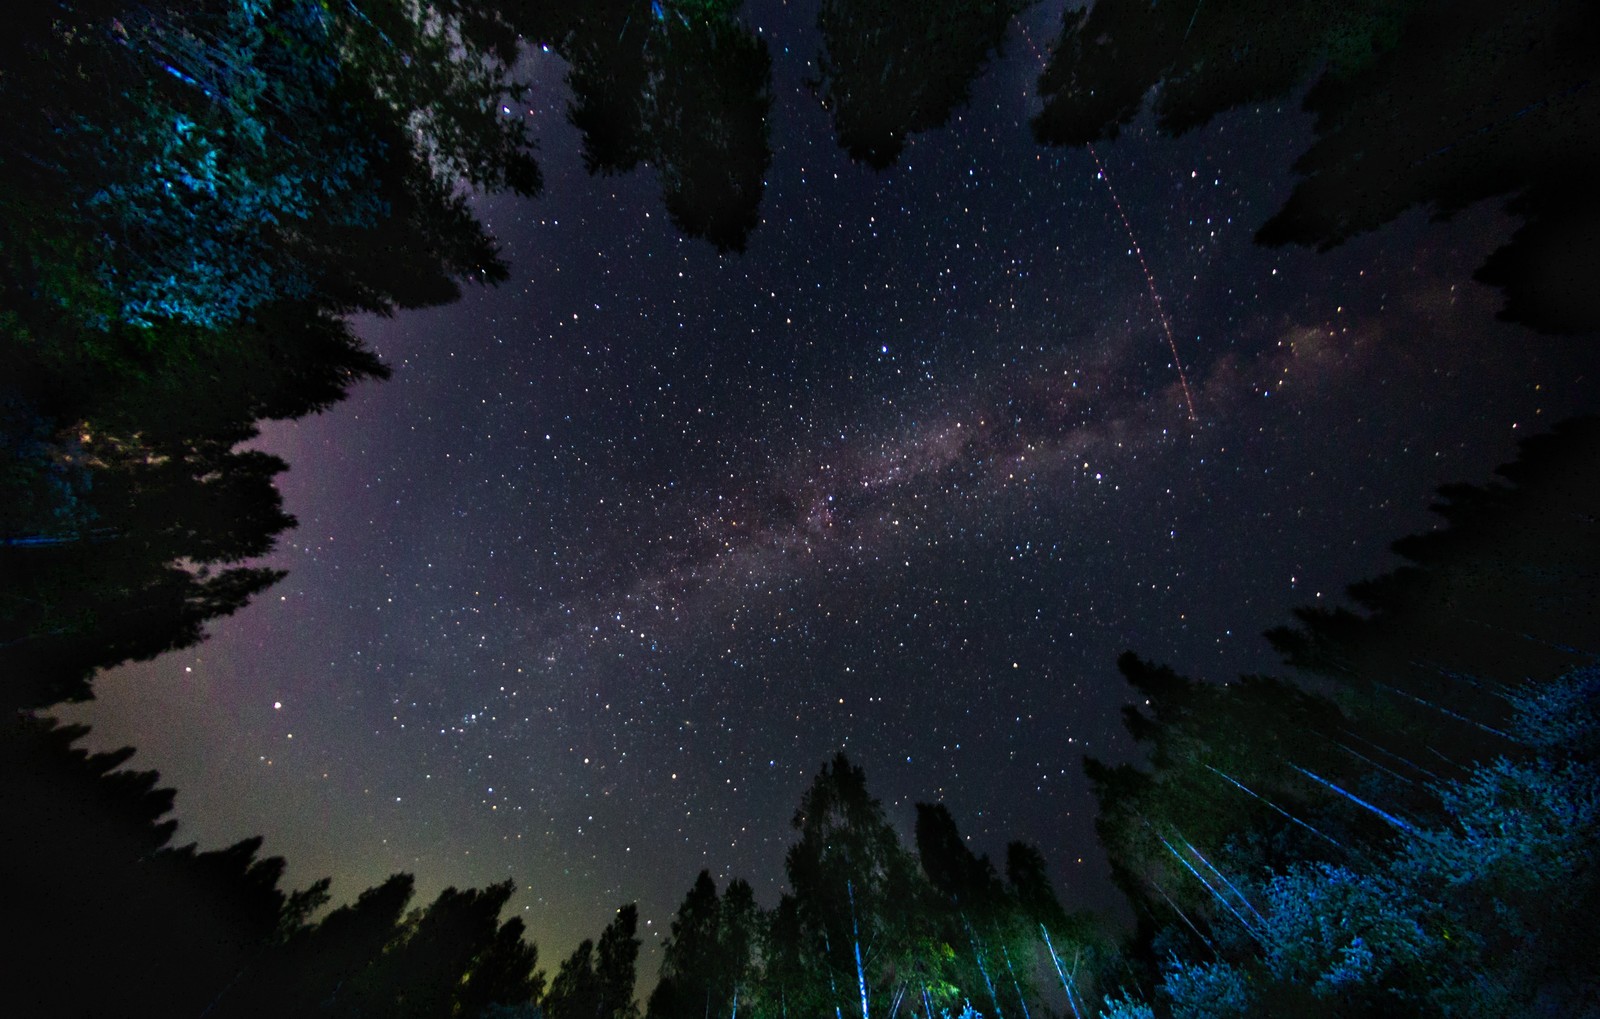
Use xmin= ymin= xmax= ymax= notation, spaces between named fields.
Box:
xmin=59 ymin=0 xmax=1598 ymax=976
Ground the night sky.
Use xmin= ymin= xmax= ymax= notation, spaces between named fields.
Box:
xmin=59 ymin=0 xmax=1597 ymax=976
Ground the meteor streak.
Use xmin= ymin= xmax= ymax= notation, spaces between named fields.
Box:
xmin=1017 ymin=17 xmax=1201 ymax=423
xmin=1087 ymin=141 xmax=1200 ymax=423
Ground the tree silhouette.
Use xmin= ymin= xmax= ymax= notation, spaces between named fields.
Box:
xmin=1 ymin=0 xmax=543 ymax=705
xmin=1267 ymin=416 xmax=1600 ymax=763
xmin=217 ymin=873 xmax=416 ymax=1019
xmin=648 ymin=872 xmax=760 ymax=1019
xmin=541 ymin=0 xmax=774 ymax=252
xmin=1 ymin=435 xmax=293 ymax=709
xmin=1004 ymin=842 xmax=1069 ymax=936
xmin=814 ymin=0 xmax=1028 ymax=169
xmin=546 ymin=904 xmax=641 ymax=1019
xmin=914 ymin=803 xmax=1044 ymax=1019
xmin=459 ymin=915 xmax=549 ymax=1019
xmin=1 ymin=708 xmax=555 ymax=1018
xmin=786 ymin=753 xmax=920 ymax=1014
xmin=328 ymin=881 xmax=542 ymax=1019
xmin=598 ymin=903 xmax=644 ymax=1019
xmin=1082 ymin=654 xmax=1383 ymax=976
xmin=1033 ymin=0 xmax=1600 ymax=334
xmin=1 ymin=713 xmax=299 ymax=1017
xmin=1083 ymin=418 xmax=1600 ymax=1016
xmin=1032 ymin=0 xmax=1406 ymax=145
xmin=719 ymin=879 xmax=762 ymax=1012
xmin=1094 ymin=666 xmax=1600 ymax=1018
xmin=916 ymin=803 xmax=1007 ymax=911
xmin=547 ymin=940 xmax=604 ymax=1019
xmin=649 ymin=871 xmax=726 ymax=1019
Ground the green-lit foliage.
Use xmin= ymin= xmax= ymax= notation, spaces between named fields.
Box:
xmin=784 ymin=753 xmax=939 ymax=1015
xmin=647 ymin=755 xmax=1101 ymax=1019
xmin=1101 ymin=666 xmax=1600 ymax=1019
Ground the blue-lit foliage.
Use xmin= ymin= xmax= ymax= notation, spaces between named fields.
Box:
xmin=1259 ymin=863 xmax=1435 ymax=998
xmin=0 ymin=0 xmax=539 ymax=697
xmin=1504 ymin=665 xmax=1600 ymax=758
xmin=5 ymin=0 xmax=536 ymax=353
xmin=1097 ymin=993 xmax=1154 ymax=1019
xmin=1404 ymin=755 xmax=1598 ymax=892
xmin=1103 ymin=665 xmax=1600 ymax=1018
xmin=1159 ymin=960 xmax=1252 ymax=1019
xmin=80 ymin=0 xmax=383 ymax=329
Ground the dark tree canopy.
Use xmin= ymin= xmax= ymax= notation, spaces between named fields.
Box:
xmin=1 ymin=712 xmax=553 ymax=1019
xmin=0 ymin=0 xmax=542 ymax=705
xmin=916 ymin=802 xmax=1006 ymax=912
xmin=1268 ymin=416 xmax=1600 ymax=760
xmin=2 ymin=437 xmax=293 ymax=708
xmin=546 ymin=903 xmax=642 ymax=1019
xmin=3 ymin=712 xmax=304 ymax=1018
xmin=637 ymin=752 xmax=1105 ymax=1019
xmin=784 ymin=752 xmax=931 ymax=999
xmin=647 ymin=871 xmax=761 ymax=1019
xmin=1082 ymin=418 xmax=1600 ymax=1017
xmin=1034 ymin=0 xmax=1600 ymax=335
xmin=813 ymin=0 xmax=1028 ymax=170
xmin=539 ymin=0 xmax=775 ymax=252
xmin=4 ymin=705 xmax=1098 ymax=1019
